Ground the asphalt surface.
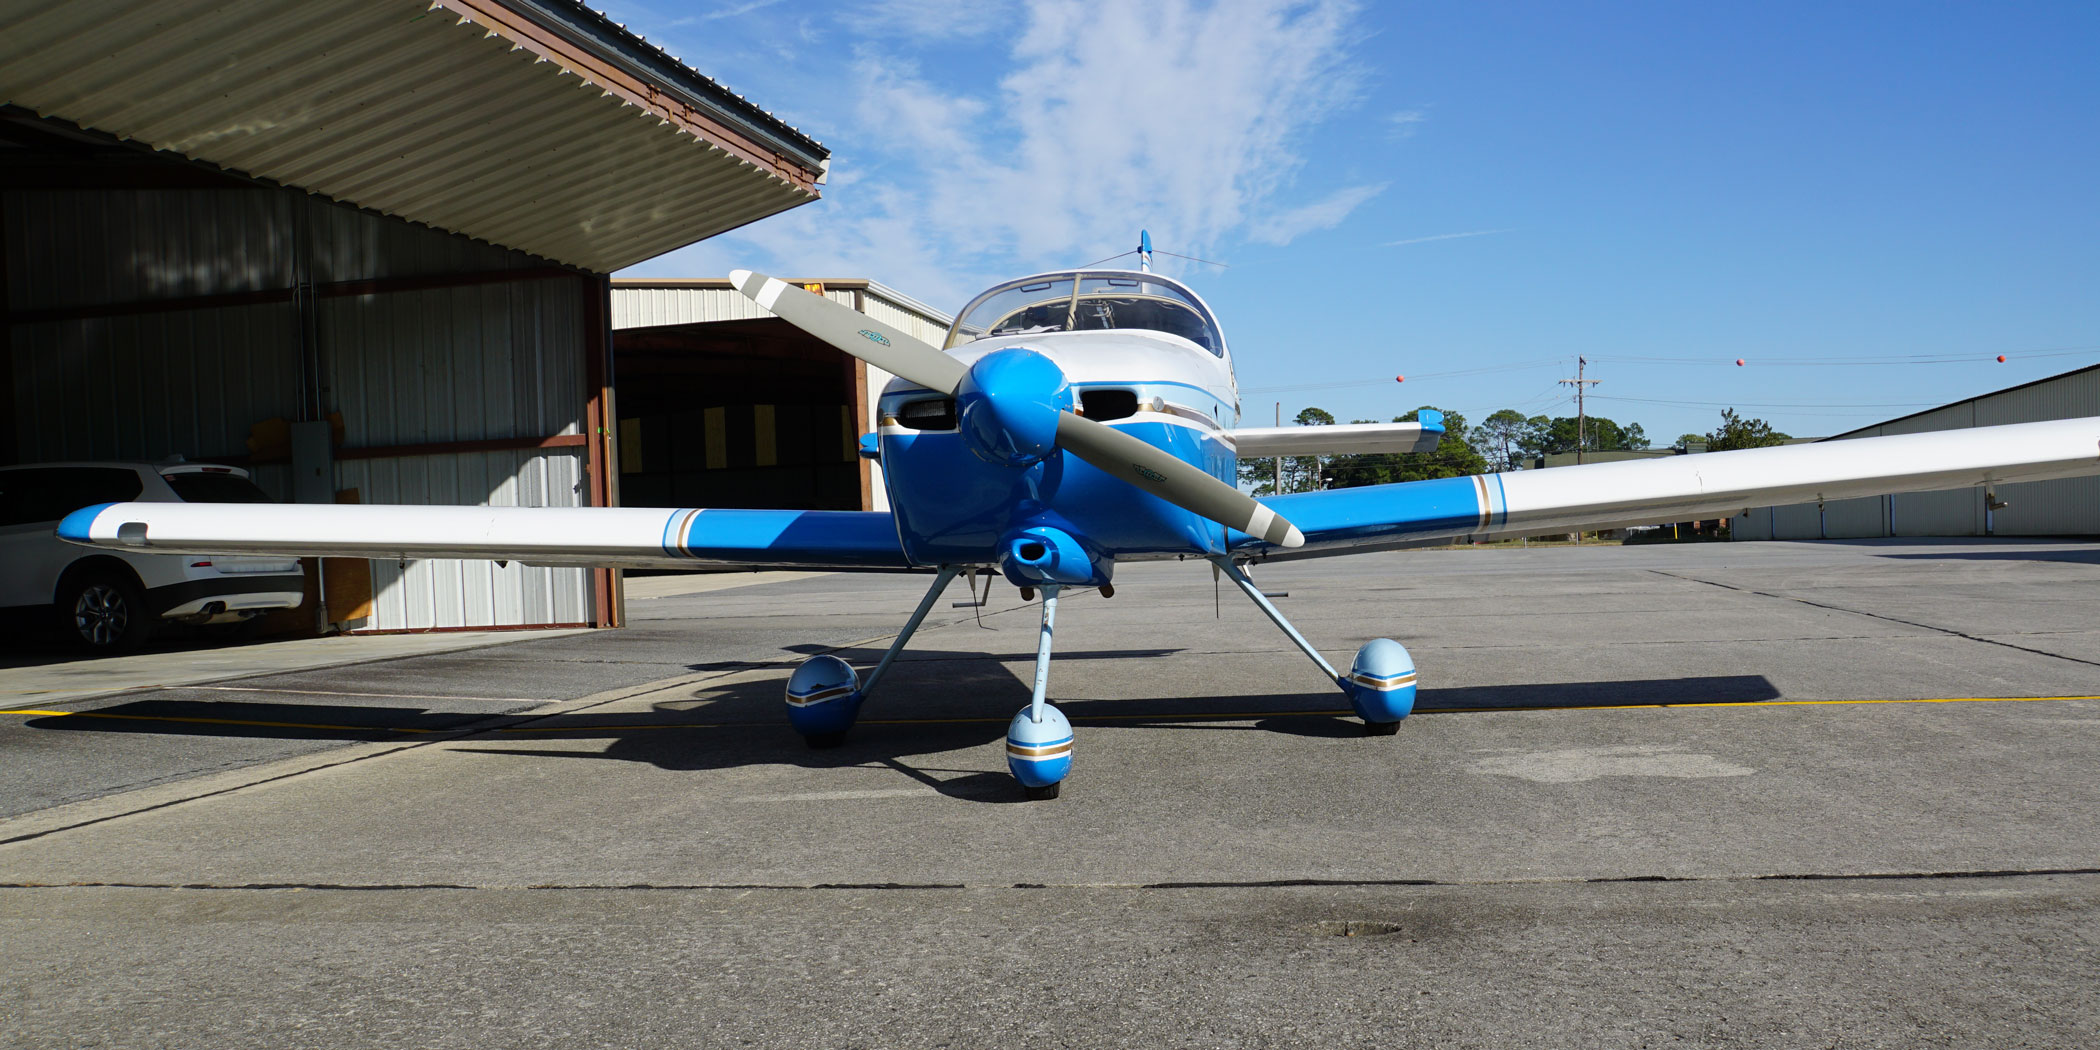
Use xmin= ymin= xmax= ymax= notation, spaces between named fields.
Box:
xmin=3 ymin=538 xmax=2098 ymax=1048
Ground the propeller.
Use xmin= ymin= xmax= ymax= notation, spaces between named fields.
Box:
xmin=729 ymin=269 xmax=1304 ymax=548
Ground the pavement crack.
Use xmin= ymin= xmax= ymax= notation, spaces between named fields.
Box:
xmin=8 ymin=868 xmax=2095 ymax=893
xmin=1649 ymin=570 xmax=2100 ymax=668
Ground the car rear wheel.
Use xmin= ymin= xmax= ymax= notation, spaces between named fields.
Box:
xmin=61 ymin=572 xmax=154 ymax=652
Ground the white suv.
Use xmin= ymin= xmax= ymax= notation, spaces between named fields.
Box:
xmin=0 ymin=462 xmax=306 ymax=651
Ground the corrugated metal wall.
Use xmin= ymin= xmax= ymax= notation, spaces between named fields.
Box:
xmin=1739 ymin=366 xmax=2100 ymax=539
xmin=338 ymin=449 xmax=588 ymax=628
xmin=7 ymin=190 xmax=302 ymax=469
xmin=6 ymin=184 xmax=593 ymax=629
xmin=858 ymin=293 xmax=952 ymax=348
xmin=323 ymin=275 xmax=592 ymax=630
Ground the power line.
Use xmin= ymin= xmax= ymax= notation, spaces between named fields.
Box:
xmin=1243 ymin=357 xmax=1564 ymax=394
xmin=1589 ymin=394 xmax=1941 ymax=410
xmin=1595 ymin=343 xmax=2100 ymax=367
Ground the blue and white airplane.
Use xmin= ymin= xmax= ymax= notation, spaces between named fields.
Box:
xmin=59 ymin=261 xmax=2100 ymax=798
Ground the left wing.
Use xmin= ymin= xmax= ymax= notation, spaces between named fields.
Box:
xmin=57 ymin=503 xmax=912 ymax=571
xmin=1232 ymin=415 xmax=2100 ymax=556
xmin=1230 ymin=412 xmax=1444 ymax=458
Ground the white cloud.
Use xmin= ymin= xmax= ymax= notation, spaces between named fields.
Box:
xmin=1248 ymin=183 xmax=1388 ymax=246
xmin=1388 ymin=106 xmax=1429 ymax=138
xmin=693 ymin=0 xmax=784 ymax=22
xmin=626 ymin=0 xmax=1369 ymax=308
xmin=858 ymin=0 xmax=1019 ymax=40
xmin=1381 ymin=228 xmax=1513 ymax=248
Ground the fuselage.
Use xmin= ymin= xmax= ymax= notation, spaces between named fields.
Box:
xmin=876 ymin=270 xmax=1243 ymax=581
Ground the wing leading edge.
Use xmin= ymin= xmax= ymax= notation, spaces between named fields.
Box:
xmin=57 ymin=503 xmax=911 ymax=572
xmin=1231 ymin=415 xmax=2100 ymax=556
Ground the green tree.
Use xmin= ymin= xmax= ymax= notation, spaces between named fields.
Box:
xmin=1470 ymin=408 xmax=1546 ymax=471
xmin=1323 ymin=407 xmax=1489 ymax=488
xmin=1675 ymin=432 xmax=1707 ymax=449
xmin=1235 ymin=406 xmax=1334 ymax=494
xmin=1704 ymin=408 xmax=1792 ymax=452
xmin=1534 ymin=415 xmax=1649 ymax=455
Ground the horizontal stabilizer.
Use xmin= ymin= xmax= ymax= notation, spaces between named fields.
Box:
xmin=1231 ymin=411 xmax=1444 ymax=458
xmin=57 ymin=504 xmax=911 ymax=572
xmin=1231 ymin=415 xmax=2100 ymax=555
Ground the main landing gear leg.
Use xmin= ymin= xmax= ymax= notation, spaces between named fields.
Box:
xmin=783 ymin=566 xmax=960 ymax=748
xmin=1208 ymin=557 xmax=1418 ymax=734
xmin=1006 ymin=584 xmax=1072 ymax=800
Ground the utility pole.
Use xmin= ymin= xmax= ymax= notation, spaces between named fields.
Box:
xmin=1273 ymin=401 xmax=1283 ymax=494
xmin=1558 ymin=356 xmax=1600 ymax=465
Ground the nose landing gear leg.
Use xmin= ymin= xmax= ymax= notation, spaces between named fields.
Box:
xmin=1006 ymin=583 xmax=1072 ymax=800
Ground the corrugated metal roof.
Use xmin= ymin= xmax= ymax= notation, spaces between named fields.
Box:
xmin=0 ymin=0 xmax=827 ymax=274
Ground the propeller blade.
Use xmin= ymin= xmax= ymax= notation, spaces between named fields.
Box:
xmin=1055 ymin=413 xmax=1305 ymax=548
xmin=728 ymin=270 xmax=969 ymax=395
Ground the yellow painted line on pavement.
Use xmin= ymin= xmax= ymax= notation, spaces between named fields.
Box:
xmin=3 ymin=694 xmax=2095 ymax=737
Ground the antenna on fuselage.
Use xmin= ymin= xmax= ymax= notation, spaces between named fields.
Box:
xmin=1139 ymin=229 xmax=1153 ymax=273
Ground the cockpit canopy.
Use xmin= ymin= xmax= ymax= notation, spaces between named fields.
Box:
xmin=944 ymin=270 xmax=1227 ymax=356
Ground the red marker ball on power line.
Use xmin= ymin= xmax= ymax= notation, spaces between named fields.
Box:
xmin=1395 ymin=375 xmax=1405 ymax=383
xmin=1996 ymin=355 xmax=2007 ymax=363
xmin=1735 ymin=358 xmax=1745 ymax=366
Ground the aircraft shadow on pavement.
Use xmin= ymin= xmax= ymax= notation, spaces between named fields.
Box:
xmin=20 ymin=700 xmax=505 ymax=740
xmin=24 ymin=669 xmax=1780 ymax=803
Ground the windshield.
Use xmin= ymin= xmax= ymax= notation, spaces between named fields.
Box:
xmin=946 ymin=271 xmax=1224 ymax=355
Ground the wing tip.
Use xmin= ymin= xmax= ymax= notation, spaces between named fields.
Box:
xmin=56 ymin=502 xmax=116 ymax=544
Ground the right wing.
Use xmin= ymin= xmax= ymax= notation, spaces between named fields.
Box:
xmin=58 ymin=503 xmax=912 ymax=572
xmin=1232 ymin=415 xmax=2100 ymax=556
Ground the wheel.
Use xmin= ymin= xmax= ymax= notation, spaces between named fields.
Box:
xmin=803 ymin=731 xmax=849 ymax=749
xmin=1361 ymin=719 xmax=1402 ymax=736
xmin=1022 ymin=781 xmax=1061 ymax=801
xmin=60 ymin=571 xmax=155 ymax=653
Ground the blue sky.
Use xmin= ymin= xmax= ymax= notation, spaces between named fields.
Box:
xmin=609 ymin=0 xmax=2100 ymax=444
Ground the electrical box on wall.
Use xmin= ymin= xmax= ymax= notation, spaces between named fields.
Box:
xmin=290 ymin=420 xmax=334 ymax=505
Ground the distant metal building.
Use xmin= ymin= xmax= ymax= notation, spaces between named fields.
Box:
xmin=1735 ymin=364 xmax=2100 ymax=539
xmin=2 ymin=0 xmax=828 ymax=631
xmin=611 ymin=279 xmax=954 ymax=513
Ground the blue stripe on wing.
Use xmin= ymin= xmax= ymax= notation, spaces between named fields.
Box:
xmin=1224 ymin=476 xmax=1486 ymax=552
xmin=677 ymin=509 xmax=911 ymax=568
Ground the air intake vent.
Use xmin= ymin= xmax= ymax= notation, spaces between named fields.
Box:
xmin=1080 ymin=389 xmax=1138 ymax=421
xmin=897 ymin=398 xmax=958 ymax=431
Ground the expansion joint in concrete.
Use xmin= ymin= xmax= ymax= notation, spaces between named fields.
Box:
xmin=1648 ymin=570 xmax=2100 ymax=669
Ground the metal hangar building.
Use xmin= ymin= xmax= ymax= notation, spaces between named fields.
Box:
xmin=1735 ymin=363 xmax=2100 ymax=539
xmin=1 ymin=0 xmax=829 ymax=632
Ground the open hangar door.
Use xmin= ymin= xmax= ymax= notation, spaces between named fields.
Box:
xmin=615 ymin=318 xmax=864 ymax=512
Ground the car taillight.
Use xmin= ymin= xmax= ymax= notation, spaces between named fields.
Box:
xmin=190 ymin=560 xmax=212 ymax=568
